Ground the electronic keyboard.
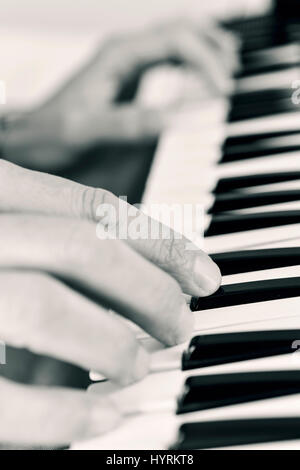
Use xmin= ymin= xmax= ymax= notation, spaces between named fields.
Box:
xmin=73 ymin=0 xmax=300 ymax=450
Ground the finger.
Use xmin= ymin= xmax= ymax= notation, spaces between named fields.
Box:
xmin=0 ymin=376 xmax=121 ymax=447
xmin=0 ymin=160 xmax=221 ymax=298
xmin=0 ymin=270 xmax=149 ymax=385
xmin=0 ymin=215 xmax=193 ymax=345
xmin=95 ymin=22 xmax=234 ymax=96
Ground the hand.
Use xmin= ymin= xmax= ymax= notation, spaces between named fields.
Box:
xmin=1 ymin=19 xmax=240 ymax=171
xmin=0 ymin=160 xmax=221 ymax=447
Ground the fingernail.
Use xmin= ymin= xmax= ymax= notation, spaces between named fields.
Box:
xmin=171 ymin=300 xmax=194 ymax=345
xmin=194 ymin=255 xmax=221 ymax=296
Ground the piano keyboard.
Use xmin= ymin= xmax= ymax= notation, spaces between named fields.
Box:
xmin=73 ymin=1 xmax=300 ymax=450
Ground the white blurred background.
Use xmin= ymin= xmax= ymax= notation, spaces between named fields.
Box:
xmin=0 ymin=0 xmax=271 ymax=109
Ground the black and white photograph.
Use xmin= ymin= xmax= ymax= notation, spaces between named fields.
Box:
xmin=1 ymin=0 xmax=300 ymax=454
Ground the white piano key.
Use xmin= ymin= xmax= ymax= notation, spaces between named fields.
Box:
xmin=217 ymin=440 xmax=300 ymax=450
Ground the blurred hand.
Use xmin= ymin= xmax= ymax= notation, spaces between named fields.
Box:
xmin=0 ymin=160 xmax=221 ymax=447
xmin=1 ymin=19 xmax=240 ymax=171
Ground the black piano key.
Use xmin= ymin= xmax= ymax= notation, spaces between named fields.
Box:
xmin=204 ymin=211 xmax=300 ymax=236
xmin=209 ymin=190 xmax=300 ymax=213
xmin=177 ymin=371 xmax=300 ymax=414
xmin=214 ymin=172 xmax=300 ymax=193
xmin=211 ymin=248 xmax=300 ymax=275
xmin=190 ymin=277 xmax=300 ymax=311
xmin=173 ymin=418 xmax=300 ymax=449
xmin=182 ymin=330 xmax=300 ymax=370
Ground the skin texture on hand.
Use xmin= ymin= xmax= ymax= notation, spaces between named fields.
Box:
xmin=0 ymin=19 xmax=240 ymax=172
xmin=0 ymin=160 xmax=221 ymax=446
